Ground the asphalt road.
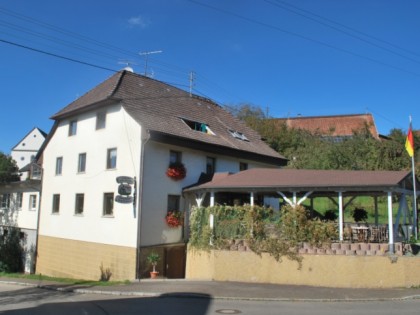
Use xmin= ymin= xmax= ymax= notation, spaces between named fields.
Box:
xmin=1 ymin=283 xmax=420 ymax=315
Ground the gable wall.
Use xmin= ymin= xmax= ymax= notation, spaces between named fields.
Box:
xmin=39 ymin=103 xmax=141 ymax=248
xmin=11 ymin=128 xmax=46 ymax=180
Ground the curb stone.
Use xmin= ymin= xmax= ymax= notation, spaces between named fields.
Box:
xmin=1 ymin=279 xmax=420 ymax=302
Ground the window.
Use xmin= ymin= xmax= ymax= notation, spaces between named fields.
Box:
xmin=169 ymin=150 xmax=182 ymax=164
xmin=239 ymin=162 xmax=248 ymax=171
xmin=167 ymin=195 xmax=180 ymax=212
xmin=31 ymin=164 xmax=42 ymax=179
xmin=16 ymin=193 xmax=23 ymax=209
xmin=75 ymin=194 xmax=84 ymax=215
xmin=69 ymin=120 xmax=77 ymax=136
xmin=206 ymin=157 xmax=216 ymax=175
xmin=96 ymin=111 xmax=107 ymax=130
xmin=103 ymin=193 xmax=114 ymax=216
xmin=55 ymin=157 xmax=63 ymax=175
xmin=1 ymin=194 xmax=10 ymax=209
xmin=29 ymin=194 xmax=37 ymax=211
xmin=78 ymin=153 xmax=87 ymax=173
xmin=181 ymin=118 xmax=215 ymax=135
xmin=106 ymin=148 xmax=117 ymax=169
xmin=52 ymin=194 xmax=60 ymax=214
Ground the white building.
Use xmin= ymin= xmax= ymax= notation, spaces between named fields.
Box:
xmin=1 ymin=127 xmax=45 ymax=273
xmin=36 ymin=70 xmax=287 ymax=281
xmin=11 ymin=127 xmax=47 ymax=180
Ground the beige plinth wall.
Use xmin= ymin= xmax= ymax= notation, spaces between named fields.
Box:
xmin=36 ymin=235 xmax=137 ymax=281
xmin=186 ymin=249 xmax=420 ymax=288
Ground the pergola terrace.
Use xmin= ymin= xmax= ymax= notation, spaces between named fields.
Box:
xmin=183 ymin=168 xmax=419 ymax=253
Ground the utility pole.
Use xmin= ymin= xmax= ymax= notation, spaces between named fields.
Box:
xmin=139 ymin=50 xmax=162 ymax=77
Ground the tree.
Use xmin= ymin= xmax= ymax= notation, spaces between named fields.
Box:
xmin=0 ymin=152 xmax=20 ymax=183
xmin=0 ymin=227 xmax=24 ymax=272
xmin=227 ymin=103 xmax=413 ymax=172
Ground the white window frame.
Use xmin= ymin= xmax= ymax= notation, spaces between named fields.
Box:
xmin=75 ymin=193 xmax=84 ymax=215
xmin=103 ymin=192 xmax=114 ymax=216
xmin=78 ymin=153 xmax=87 ymax=173
xmin=1 ymin=194 xmax=10 ymax=209
xmin=106 ymin=148 xmax=117 ymax=170
xmin=52 ymin=194 xmax=60 ymax=214
xmin=69 ymin=120 xmax=77 ymax=136
xmin=16 ymin=192 xmax=23 ymax=210
xmin=29 ymin=194 xmax=37 ymax=211
xmin=55 ymin=157 xmax=63 ymax=175
xmin=96 ymin=111 xmax=107 ymax=130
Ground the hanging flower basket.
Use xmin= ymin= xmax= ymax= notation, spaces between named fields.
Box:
xmin=165 ymin=211 xmax=183 ymax=228
xmin=166 ymin=162 xmax=186 ymax=181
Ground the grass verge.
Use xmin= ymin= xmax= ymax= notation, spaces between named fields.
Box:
xmin=0 ymin=272 xmax=130 ymax=286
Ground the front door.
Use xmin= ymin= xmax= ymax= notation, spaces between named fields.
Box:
xmin=165 ymin=245 xmax=186 ymax=279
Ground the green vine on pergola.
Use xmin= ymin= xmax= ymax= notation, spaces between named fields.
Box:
xmin=188 ymin=204 xmax=338 ymax=268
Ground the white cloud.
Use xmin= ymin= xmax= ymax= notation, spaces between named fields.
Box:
xmin=127 ymin=15 xmax=150 ymax=29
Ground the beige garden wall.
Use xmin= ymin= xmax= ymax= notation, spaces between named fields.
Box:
xmin=36 ymin=235 xmax=137 ymax=281
xmin=186 ymin=249 xmax=420 ymax=288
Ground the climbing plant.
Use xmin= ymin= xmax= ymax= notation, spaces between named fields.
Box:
xmin=189 ymin=204 xmax=337 ymax=267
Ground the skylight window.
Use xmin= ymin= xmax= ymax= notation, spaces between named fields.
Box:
xmin=182 ymin=118 xmax=215 ymax=135
xmin=228 ymin=129 xmax=249 ymax=141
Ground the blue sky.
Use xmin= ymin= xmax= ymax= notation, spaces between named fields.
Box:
xmin=1 ymin=0 xmax=419 ymax=153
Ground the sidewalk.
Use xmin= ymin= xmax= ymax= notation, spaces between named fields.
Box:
xmin=1 ymin=277 xmax=420 ymax=302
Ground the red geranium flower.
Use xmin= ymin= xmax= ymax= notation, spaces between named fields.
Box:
xmin=166 ymin=162 xmax=186 ymax=181
xmin=165 ymin=211 xmax=183 ymax=228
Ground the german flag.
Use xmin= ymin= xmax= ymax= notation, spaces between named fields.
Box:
xmin=405 ymin=124 xmax=414 ymax=157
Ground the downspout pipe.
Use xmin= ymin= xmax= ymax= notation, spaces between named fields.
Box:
xmin=135 ymin=129 xmax=150 ymax=279
xmin=33 ymin=168 xmax=43 ymax=274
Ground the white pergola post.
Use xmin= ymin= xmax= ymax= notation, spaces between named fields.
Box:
xmin=209 ymin=191 xmax=215 ymax=245
xmin=195 ymin=192 xmax=206 ymax=207
xmin=210 ymin=191 xmax=215 ymax=207
xmin=292 ymin=192 xmax=297 ymax=206
xmin=250 ymin=191 xmax=254 ymax=206
xmin=277 ymin=191 xmax=294 ymax=206
xmin=387 ymin=191 xmax=394 ymax=254
xmin=338 ymin=191 xmax=344 ymax=241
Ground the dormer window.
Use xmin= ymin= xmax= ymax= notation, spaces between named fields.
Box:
xmin=181 ymin=118 xmax=215 ymax=135
xmin=228 ymin=129 xmax=249 ymax=141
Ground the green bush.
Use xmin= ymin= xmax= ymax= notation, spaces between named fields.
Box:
xmin=0 ymin=227 xmax=24 ymax=273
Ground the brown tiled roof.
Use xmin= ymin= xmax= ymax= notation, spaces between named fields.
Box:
xmin=51 ymin=71 xmax=286 ymax=165
xmin=272 ymin=114 xmax=379 ymax=139
xmin=184 ymin=168 xmax=414 ymax=193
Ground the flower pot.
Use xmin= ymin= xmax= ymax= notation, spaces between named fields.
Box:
xmin=150 ymin=271 xmax=159 ymax=279
xmin=162 ymin=226 xmax=183 ymax=243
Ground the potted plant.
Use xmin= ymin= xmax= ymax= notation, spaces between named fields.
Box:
xmin=147 ymin=251 xmax=160 ymax=279
xmin=165 ymin=211 xmax=183 ymax=228
xmin=352 ymin=207 xmax=368 ymax=224
xmin=166 ymin=162 xmax=187 ymax=181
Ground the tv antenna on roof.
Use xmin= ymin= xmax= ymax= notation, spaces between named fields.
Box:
xmin=118 ymin=60 xmax=138 ymax=72
xmin=139 ymin=50 xmax=163 ymax=77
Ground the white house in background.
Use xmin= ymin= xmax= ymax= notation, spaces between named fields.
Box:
xmin=36 ymin=69 xmax=287 ymax=281
xmin=0 ymin=127 xmax=46 ymax=273
xmin=0 ymin=179 xmax=41 ymax=273
xmin=11 ymin=127 xmax=47 ymax=180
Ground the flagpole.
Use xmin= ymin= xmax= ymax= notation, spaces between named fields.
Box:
xmin=409 ymin=116 xmax=418 ymax=240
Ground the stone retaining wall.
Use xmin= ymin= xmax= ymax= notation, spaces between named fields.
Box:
xmin=186 ymin=246 xmax=420 ymax=288
xmin=227 ymin=240 xmax=404 ymax=256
